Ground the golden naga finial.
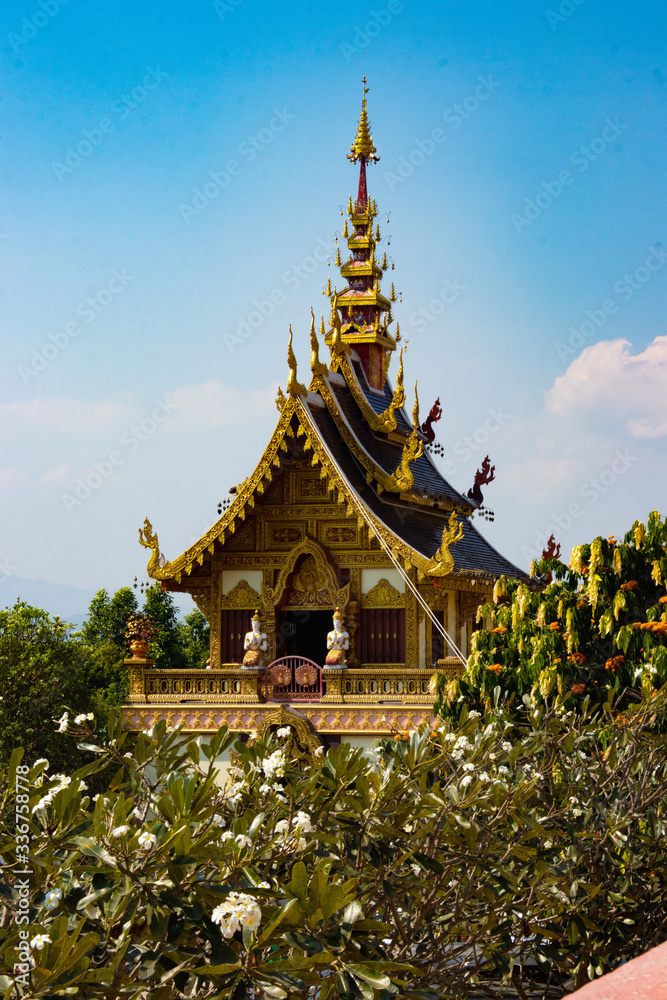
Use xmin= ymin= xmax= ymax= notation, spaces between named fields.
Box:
xmin=427 ymin=510 xmax=465 ymax=577
xmin=286 ymin=326 xmax=307 ymax=397
xmin=275 ymin=385 xmax=287 ymax=411
xmin=138 ymin=517 xmax=169 ymax=579
xmin=310 ymin=307 xmax=328 ymax=377
xmin=377 ymin=347 xmax=406 ymax=432
xmin=412 ymin=380 xmax=420 ymax=430
xmin=386 ymin=429 xmax=424 ymax=492
xmin=347 ymin=76 xmax=380 ymax=163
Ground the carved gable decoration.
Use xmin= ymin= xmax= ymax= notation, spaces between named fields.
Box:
xmin=263 ymin=537 xmax=349 ymax=611
xmin=362 ymin=577 xmax=405 ymax=609
xmin=221 ymin=579 xmax=262 ymax=609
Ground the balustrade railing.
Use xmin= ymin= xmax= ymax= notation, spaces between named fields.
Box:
xmin=126 ymin=658 xmax=463 ymax=706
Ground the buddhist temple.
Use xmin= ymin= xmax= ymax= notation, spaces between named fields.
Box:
xmin=124 ymin=79 xmax=527 ymax=752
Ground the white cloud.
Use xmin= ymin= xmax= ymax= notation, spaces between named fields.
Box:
xmin=546 ymin=335 xmax=667 ymax=438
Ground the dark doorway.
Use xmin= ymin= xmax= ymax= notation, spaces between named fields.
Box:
xmin=277 ymin=609 xmax=331 ymax=665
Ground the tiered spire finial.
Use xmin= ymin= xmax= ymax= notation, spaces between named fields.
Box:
xmin=347 ymin=76 xmax=379 ymax=164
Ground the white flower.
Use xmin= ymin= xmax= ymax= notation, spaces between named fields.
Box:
xmin=263 ymin=748 xmax=286 ymax=780
xmin=498 ymin=766 xmax=509 ymax=774
xmin=92 ymin=794 xmax=101 ymax=802
xmin=544 ymin=840 xmax=553 ymax=849
xmin=74 ymin=713 xmax=94 ymax=725
xmin=460 ymin=775 xmax=472 ymax=788
xmin=533 ymin=771 xmax=543 ymax=780
xmin=56 ymin=712 xmax=69 ymax=733
xmin=274 ymin=819 xmax=289 ymax=835
xmin=220 ymin=831 xmax=234 ymax=842
xmin=30 ymin=934 xmax=52 ymax=951
xmin=444 ymin=733 xmax=456 ymax=742
xmin=468 ymin=710 xmax=481 ymax=719
xmin=502 ymin=741 xmax=512 ymax=752
xmin=43 ymin=888 xmax=62 ymax=911
xmin=212 ymin=813 xmax=226 ymax=828
xmin=228 ymin=766 xmax=243 ymax=778
xmin=137 ymin=831 xmax=157 ymax=851
xmin=314 ymin=746 xmax=324 ymax=756
xmin=478 ymin=772 xmax=491 ymax=783
xmin=111 ymin=825 xmax=130 ymax=838
xmin=295 ymin=811 xmax=314 ymax=833
xmin=34 ymin=758 xmax=49 ymax=769
xmin=295 ymin=837 xmax=307 ymax=852
xmin=32 ymin=794 xmax=54 ymax=814
xmin=259 ymin=783 xmax=272 ymax=795
xmin=142 ymin=726 xmax=155 ymax=738
xmin=275 ymin=726 xmax=291 ymax=738
xmin=462 ymin=763 xmax=475 ymax=772
xmin=211 ymin=892 xmax=261 ymax=938
xmin=235 ymin=834 xmax=252 ymax=849
xmin=257 ymin=881 xmax=271 ymax=889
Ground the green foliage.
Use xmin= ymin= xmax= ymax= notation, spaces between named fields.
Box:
xmin=142 ymin=585 xmax=187 ymax=670
xmin=177 ymin=609 xmax=210 ymax=670
xmin=439 ymin=511 xmax=667 ymax=721
xmin=0 ymin=602 xmax=94 ymax=776
xmin=79 ymin=588 xmax=138 ymax=649
xmin=2 ymin=695 xmax=667 ymax=998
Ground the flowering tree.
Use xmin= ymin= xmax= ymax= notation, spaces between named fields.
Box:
xmin=1 ymin=693 xmax=667 ymax=998
xmin=440 ymin=511 xmax=667 ymax=718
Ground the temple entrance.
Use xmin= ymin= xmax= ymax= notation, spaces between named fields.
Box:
xmin=279 ymin=609 xmax=331 ymax=666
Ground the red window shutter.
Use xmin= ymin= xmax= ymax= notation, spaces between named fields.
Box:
xmin=360 ymin=608 xmax=405 ymax=664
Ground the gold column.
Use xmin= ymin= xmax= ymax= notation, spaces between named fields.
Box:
xmin=346 ymin=599 xmax=360 ymax=668
xmin=125 ymin=657 xmax=155 ymax=701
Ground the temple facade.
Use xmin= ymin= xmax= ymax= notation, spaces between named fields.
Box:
xmin=123 ymin=81 xmax=527 ymax=750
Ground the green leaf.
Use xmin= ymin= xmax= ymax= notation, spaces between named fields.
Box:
xmin=347 ymin=964 xmax=391 ymax=989
xmin=288 ymin=861 xmax=309 ymax=901
xmin=259 ymin=897 xmax=300 ymax=944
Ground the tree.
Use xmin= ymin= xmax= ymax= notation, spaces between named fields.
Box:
xmin=438 ymin=511 xmax=667 ymax=720
xmin=2 ymin=692 xmax=667 ymax=998
xmin=177 ymin=609 xmax=211 ymax=670
xmin=142 ymin=585 xmax=187 ymax=670
xmin=79 ymin=588 xmax=138 ymax=649
xmin=0 ymin=602 xmax=94 ymax=776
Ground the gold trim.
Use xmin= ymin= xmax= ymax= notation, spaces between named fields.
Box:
xmin=220 ymin=579 xmax=262 ymax=609
xmin=361 ymin=577 xmax=404 ymax=608
xmin=386 ymin=431 xmax=424 ymax=493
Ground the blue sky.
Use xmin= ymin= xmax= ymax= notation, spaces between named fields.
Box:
xmin=2 ymin=0 xmax=666 ymax=616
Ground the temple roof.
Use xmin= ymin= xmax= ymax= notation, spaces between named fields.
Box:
xmin=139 ymin=80 xmax=528 ymax=591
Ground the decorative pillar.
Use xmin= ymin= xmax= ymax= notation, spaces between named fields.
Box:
xmin=346 ymin=599 xmax=360 ymax=668
xmin=126 ymin=657 xmax=155 ymax=702
xmin=263 ymin=605 xmax=277 ymax=663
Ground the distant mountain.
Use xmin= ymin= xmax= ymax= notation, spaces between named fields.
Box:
xmin=0 ymin=577 xmax=97 ymax=626
xmin=0 ymin=576 xmax=196 ymax=625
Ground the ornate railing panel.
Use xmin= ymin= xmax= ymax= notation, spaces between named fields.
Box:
xmin=265 ymin=656 xmax=323 ymax=702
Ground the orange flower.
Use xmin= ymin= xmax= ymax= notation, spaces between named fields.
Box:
xmin=659 ymin=596 xmax=667 ymax=605
xmin=569 ymin=652 xmax=586 ymax=665
xmin=608 ymin=535 xmax=617 ymax=545
xmin=491 ymin=626 xmax=508 ymax=634
xmin=605 ymin=655 xmax=624 ymax=672
xmin=621 ymin=580 xmax=639 ymax=592
xmin=486 ymin=663 xmax=503 ymax=674
xmin=571 ymin=683 xmax=586 ymax=695
xmin=577 ymin=599 xmax=587 ymax=609
xmin=549 ymin=622 xmax=560 ymax=632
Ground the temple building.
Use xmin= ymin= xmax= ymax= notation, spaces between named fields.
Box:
xmin=124 ymin=80 xmax=527 ymax=750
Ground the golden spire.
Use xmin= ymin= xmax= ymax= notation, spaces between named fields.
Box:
xmin=347 ymin=76 xmax=379 ymax=163
xmin=342 ymin=219 xmax=349 ymax=238
xmin=286 ymin=326 xmax=307 ymax=397
xmin=335 ymin=245 xmax=342 ymax=266
xmin=325 ymin=276 xmax=332 ymax=296
xmin=412 ymin=380 xmax=420 ymax=430
xmin=310 ymin=307 xmax=328 ymax=377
